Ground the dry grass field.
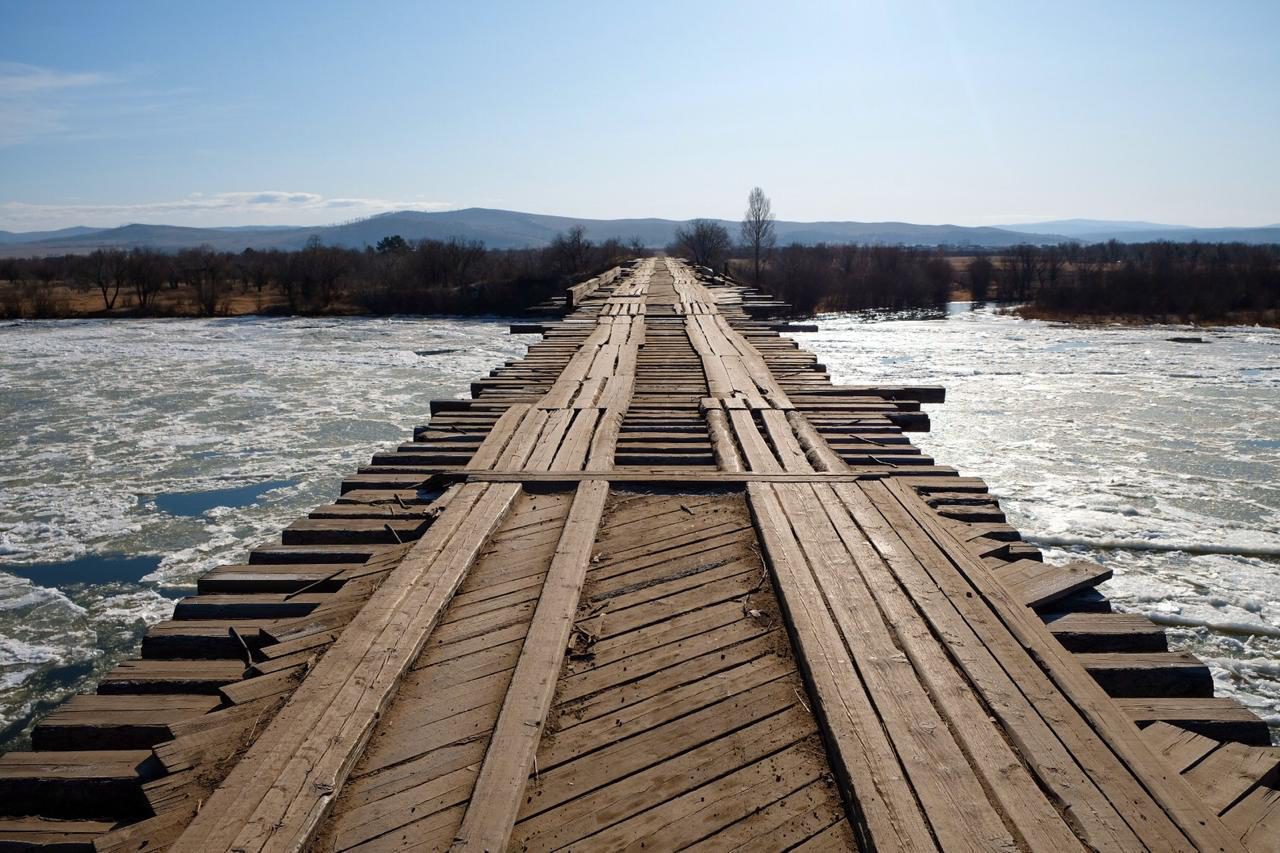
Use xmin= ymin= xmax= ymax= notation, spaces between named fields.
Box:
xmin=0 ymin=280 xmax=365 ymax=319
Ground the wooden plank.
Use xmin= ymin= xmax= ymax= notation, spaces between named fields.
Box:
xmin=760 ymin=408 xmax=811 ymax=472
xmin=464 ymin=404 xmax=529 ymax=471
xmin=1184 ymin=742 xmax=1280 ymax=813
xmin=728 ymin=409 xmax=780 ymax=472
xmin=177 ymin=482 xmax=520 ymax=853
xmin=1041 ymin=611 xmax=1168 ymax=652
xmin=808 ymin=482 xmax=1086 ymax=850
xmin=746 ymin=482 xmax=935 ymax=851
xmin=1117 ymin=697 xmax=1272 ymax=745
xmin=771 ymin=483 xmax=1017 ymax=848
xmin=997 ymin=558 xmax=1113 ymax=609
xmin=550 ymin=408 xmax=599 ymax=471
xmin=0 ymin=817 xmax=117 ymax=850
xmin=451 ymin=480 xmax=608 ymax=851
xmin=32 ymin=694 xmax=221 ymax=751
xmin=1223 ymin=784 xmax=1280 ymax=850
xmin=97 ymin=659 xmax=246 ymax=695
xmin=1077 ymin=651 xmax=1214 ymax=698
xmin=1141 ymin=721 xmax=1221 ymax=771
xmin=832 ymin=480 xmax=1158 ymax=850
xmin=883 ymin=477 xmax=1244 ymax=851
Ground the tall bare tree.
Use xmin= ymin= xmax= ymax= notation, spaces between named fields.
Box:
xmin=740 ymin=187 xmax=776 ymax=282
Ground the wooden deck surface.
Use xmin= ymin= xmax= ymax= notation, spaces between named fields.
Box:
xmin=1 ymin=257 xmax=1277 ymax=851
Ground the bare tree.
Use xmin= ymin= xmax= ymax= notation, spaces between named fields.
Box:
xmin=673 ymin=220 xmax=732 ymax=270
xmin=301 ymin=238 xmax=347 ymax=308
xmin=740 ymin=187 xmax=776 ymax=282
xmin=1001 ymin=244 xmax=1041 ymax=300
xmin=179 ymin=246 xmax=229 ymax=316
xmin=87 ymin=249 xmax=124 ymax=310
xmin=127 ymin=248 xmax=165 ymax=310
xmin=550 ymin=225 xmax=593 ymax=275
xmin=967 ymin=256 xmax=994 ymax=302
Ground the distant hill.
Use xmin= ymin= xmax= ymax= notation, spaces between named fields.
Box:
xmin=1 ymin=209 xmax=1276 ymax=257
xmin=1002 ymin=218 xmax=1280 ymax=244
xmin=0 ymin=208 xmax=1068 ymax=256
xmin=0 ymin=225 xmax=105 ymax=245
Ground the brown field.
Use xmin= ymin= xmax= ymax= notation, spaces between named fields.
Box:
xmin=0 ymin=279 xmax=365 ymax=319
xmin=1016 ymin=303 xmax=1280 ymax=327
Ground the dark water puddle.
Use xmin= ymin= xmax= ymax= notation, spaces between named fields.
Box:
xmin=3 ymin=553 xmax=161 ymax=587
xmin=153 ymin=479 xmax=295 ymax=516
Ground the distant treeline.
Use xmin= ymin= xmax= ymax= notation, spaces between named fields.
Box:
xmin=727 ymin=239 xmax=1280 ymax=322
xmin=0 ymin=227 xmax=637 ymax=318
xmin=5 ymin=228 xmax=1278 ymax=325
xmin=668 ymin=220 xmax=955 ymax=315
xmin=1004 ymin=241 xmax=1280 ymax=321
xmin=752 ymin=244 xmax=955 ymax=314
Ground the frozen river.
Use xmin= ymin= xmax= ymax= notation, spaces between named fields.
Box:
xmin=1 ymin=307 xmax=1277 ymax=747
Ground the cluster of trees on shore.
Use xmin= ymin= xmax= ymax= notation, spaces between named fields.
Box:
xmin=1002 ymin=241 xmax=1280 ymax=320
xmin=0 ymin=228 xmax=635 ymax=318
xmin=756 ymin=244 xmax=955 ymax=314
xmin=743 ymin=240 xmax=1278 ymax=320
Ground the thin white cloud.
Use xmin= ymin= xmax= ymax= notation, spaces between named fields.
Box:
xmin=0 ymin=62 xmax=112 ymax=95
xmin=0 ymin=192 xmax=454 ymax=231
xmin=0 ymin=62 xmax=119 ymax=146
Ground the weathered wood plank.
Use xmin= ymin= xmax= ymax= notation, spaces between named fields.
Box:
xmin=450 ymin=480 xmax=607 ymax=851
xmin=176 ymin=482 xmax=520 ymax=852
xmin=747 ymin=482 xmax=935 ymax=850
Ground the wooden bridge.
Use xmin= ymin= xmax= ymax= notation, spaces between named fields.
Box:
xmin=2 ymin=257 xmax=1277 ymax=851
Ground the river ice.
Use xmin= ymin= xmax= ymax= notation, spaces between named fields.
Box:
xmin=798 ymin=304 xmax=1280 ymax=734
xmin=0 ymin=316 xmax=531 ymax=745
xmin=0 ymin=306 xmax=1276 ymax=747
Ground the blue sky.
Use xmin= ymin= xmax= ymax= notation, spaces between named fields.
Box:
xmin=1 ymin=0 xmax=1277 ymax=230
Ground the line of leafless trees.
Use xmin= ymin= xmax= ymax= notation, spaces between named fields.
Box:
xmin=740 ymin=240 xmax=1279 ymax=319
xmin=0 ymin=226 xmax=639 ymax=318
xmin=758 ymin=244 xmax=956 ymax=314
xmin=1010 ymin=241 xmax=1280 ymax=319
xmin=666 ymin=188 xmax=951 ymax=314
xmin=668 ymin=187 xmax=777 ymax=277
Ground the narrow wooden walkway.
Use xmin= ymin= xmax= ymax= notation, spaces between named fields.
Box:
xmin=2 ymin=258 xmax=1277 ymax=851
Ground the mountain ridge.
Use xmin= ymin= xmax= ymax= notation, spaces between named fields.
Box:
xmin=1 ymin=209 xmax=1277 ymax=257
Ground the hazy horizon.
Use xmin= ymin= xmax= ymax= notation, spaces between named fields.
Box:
xmin=2 ymin=1 xmax=1277 ymax=231
xmin=3 ymin=206 xmax=1279 ymax=239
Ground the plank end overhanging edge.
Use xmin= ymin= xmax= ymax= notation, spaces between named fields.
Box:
xmin=881 ymin=476 xmax=1247 ymax=853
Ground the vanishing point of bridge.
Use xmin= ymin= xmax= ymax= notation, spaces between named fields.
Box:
xmin=1 ymin=258 xmax=1277 ymax=851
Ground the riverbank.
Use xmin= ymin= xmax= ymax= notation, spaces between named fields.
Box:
xmin=1 ymin=280 xmax=388 ymax=319
xmin=1016 ymin=303 xmax=1280 ymax=328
